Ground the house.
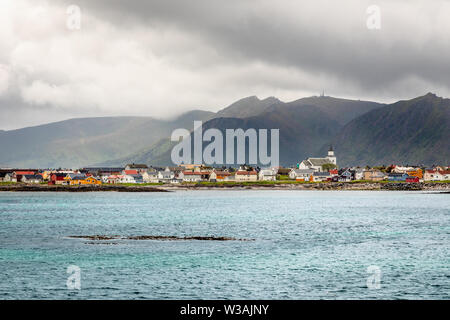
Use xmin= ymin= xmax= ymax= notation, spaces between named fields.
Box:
xmin=40 ymin=171 xmax=52 ymax=181
xmin=209 ymin=170 xmax=231 ymax=182
xmin=440 ymin=170 xmax=450 ymax=180
xmin=406 ymin=168 xmax=423 ymax=179
xmin=158 ymin=167 xmax=175 ymax=182
xmin=224 ymin=174 xmax=236 ymax=182
xmin=83 ymin=176 xmax=102 ymax=185
xmin=298 ymin=146 xmax=337 ymax=172
xmin=424 ymin=169 xmax=442 ymax=181
xmin=13 ymin=171 xmax=35 ymax=182
xmin=125 ymin=164 xmax=148 ymax=172
xmin=0 ymin=172 xmax=9 ymax=182
xmin=107 ymin=175 xmax=122 ymax=184
xmin=2 ymin=173 xmax=14 ymax=182
xmin=364 ymin=169 xmax=386 ymax=181
xmin=338 ymin=169 xmax=353 ymax=182
xmin=21 ymin=174 xmax=43 ymax=184
xmin=181 ymin=171 xmax=211 ymax=182
xmin=49 ymin=173 xmax=68 ymax=185
xmin=234 ymin=170 xmax=258 ymax=181
xmin=312 ymin=171 xmax=331 ymax=182
xmin=289 ymin=169 xmax=314 ymax=181
xmin=258 ymin=169 xmax=277 ymax=181
xmin=129 ymin=174 xmax=144 ymax=184
xmin=142 ymin=171 xmax=159 ymax=183
xmin=118 ymin=175 xmax=135 ymax=183
xmin=354 ymin=168 xmax=365 ymax=180
xmin=388 ymin=173 xmax=410 ymax=182
xmin=181 ymin=172 xmax=203 ymax=182
xmin=67 ymin=175 xmax=102 ymax=185
xmin=406 ymin=176 xmax=420 ymax=183
xmin=424 ymin=169 xmax=450 ymax=181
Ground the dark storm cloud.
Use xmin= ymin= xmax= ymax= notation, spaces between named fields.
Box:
xmin=67 ymin=0 xmax=450 ymax=93
xmin=1 ymin=0 xmax=450 ymax=129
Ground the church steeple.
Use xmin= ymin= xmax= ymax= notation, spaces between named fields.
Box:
xmin=327 ymin=145 xmax=336 ymax=165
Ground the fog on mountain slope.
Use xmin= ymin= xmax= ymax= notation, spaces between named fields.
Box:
xmin=1 ymin=94 xmax=448 ymax=168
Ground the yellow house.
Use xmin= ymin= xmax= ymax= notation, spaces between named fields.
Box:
xmin=65 ymin=175 xmax=102 ymax=185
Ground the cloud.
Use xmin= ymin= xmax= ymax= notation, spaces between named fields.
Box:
xmin=0 ymin=0 xmax=449 ymax=129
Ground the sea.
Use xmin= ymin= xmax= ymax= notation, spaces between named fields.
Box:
xmin=0 ymin=190 xmax=448 ymax=299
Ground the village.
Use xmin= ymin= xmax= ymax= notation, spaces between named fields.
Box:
xmin=0 ymin=147 xmax=449 ymax=185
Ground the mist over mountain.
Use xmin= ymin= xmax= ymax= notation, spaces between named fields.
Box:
xmin=95 ymin=96 xmax=385 ymax=167
xmin=330 ymin=93 xmax=450 ymax=167
xmin=0 ymin=111 xmax=213 ymax=168
xmin=0 ymin=94 xmax=448 ymax=168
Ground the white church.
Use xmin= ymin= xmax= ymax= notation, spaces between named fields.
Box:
xmin=298 ymin=146 xmax=337 ymax=172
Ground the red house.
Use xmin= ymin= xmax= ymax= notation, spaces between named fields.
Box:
xmin=406 ymin=176 xmax=419 ymax=183
xmin=49 ymin=173 xmax=67 ymax=185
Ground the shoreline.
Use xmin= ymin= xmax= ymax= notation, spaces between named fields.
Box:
xmin=0 ymin=182 xmax=449 ymax=192
xmin=0 ymin=184 xmax=168 ymax=192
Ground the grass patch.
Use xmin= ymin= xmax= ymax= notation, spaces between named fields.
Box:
xmin=115 ymin=183 xmax=164 ymax=186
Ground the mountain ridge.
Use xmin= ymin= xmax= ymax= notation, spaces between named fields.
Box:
xmin=1 ymin=93 xmax=448 ymax=168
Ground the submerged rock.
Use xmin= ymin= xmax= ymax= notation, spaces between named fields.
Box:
xmin=68 ymin=235 xmax=252 ymax=241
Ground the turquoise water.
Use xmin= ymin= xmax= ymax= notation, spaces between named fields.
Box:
xmin=0 ymin=190 xmax=449 ymax=299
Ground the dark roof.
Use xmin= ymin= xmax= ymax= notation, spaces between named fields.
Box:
xmin=126 ymin=164 xmax=148 ymax=168
xmin=22 ymin=175 xmax=43 ymax=180
xmin=81 ymin=167 xmax=124 ymax=172
xmin=52 ymin=173 xmax=67 ymax=177
xmin=313 ymin=172 xmax=331 ymax=176
xmin=307 ymin=158 xmax=333 ymax=166
xmin=389 ymin=173 xmax=408 ymax=177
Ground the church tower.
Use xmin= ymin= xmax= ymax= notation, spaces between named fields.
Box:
xmin=326 ymin=145 xmax=336 ymax=165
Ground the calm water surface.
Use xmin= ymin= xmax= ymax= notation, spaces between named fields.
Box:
xmin=0 ymin=190 xmax=449 ymax=299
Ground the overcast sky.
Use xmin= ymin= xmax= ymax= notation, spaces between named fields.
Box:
xmin=0 ymin=0 xmax=449 ymax=129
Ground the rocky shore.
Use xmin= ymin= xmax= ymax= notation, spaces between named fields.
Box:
xmin=0 ymin=184 xmax=168 ymax=192
xmin=1 ymin=182 xmax=449 ymax=192
xmin=160 ymin=182 xmax=450 ymax=191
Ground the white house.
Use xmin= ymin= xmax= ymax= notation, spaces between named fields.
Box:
xmin=424 ymin=170 xmax=450 ymax=181
xmin=21 ymin=174 xmax=43 ymax=184
xmin=258 ymin=169 xmax=277 ymax=181
xmin=312 ymin=171 xmax=331 ymax=182
xmin=2 ymin=173 xmax=14 ymax=182
xmin=354 ymin=168 xmax=365 ymax=180
xmin=142 ymin=171 xmax=159 ymax=183
xmin=289 ymin=169 xmax=315 ymax=181
xmin=119 ymin=175 xmax=136 ymax=183
xmin=180 ymin=171 xmax=204 ymax=182
xmin=157 ymin=167 xmax=175 ymax=182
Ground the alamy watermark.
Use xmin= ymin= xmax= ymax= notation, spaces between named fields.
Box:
xmin=171 ymin=121 xmax=279 ymax=167
xmin=366 ymin=265 xmax=381 ymax=289
xmin=66 ymin=265 xmax=81 ymax=290
xmin=66 ymin=4 xmax=81 ymax=30
xmin=366 ymin=5 xmax=381 ymax=30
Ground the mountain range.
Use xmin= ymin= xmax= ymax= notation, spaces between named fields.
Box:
xmin=0 ymin=93 xmax=448 ymax=168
